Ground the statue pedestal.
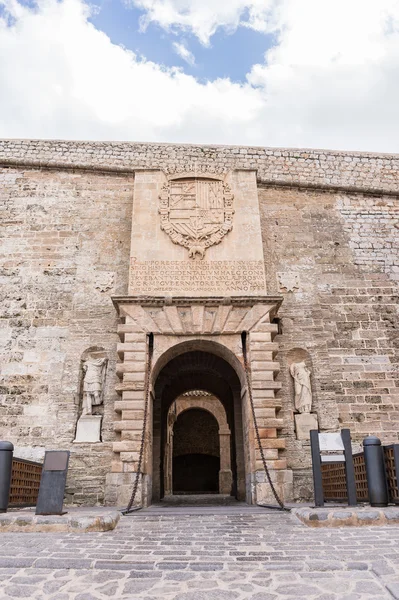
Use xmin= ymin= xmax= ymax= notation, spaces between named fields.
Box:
xmin=74 ymin=415 xmax=102 ymax=443
xmin=295 ymin=413 xmax=318 ymax=441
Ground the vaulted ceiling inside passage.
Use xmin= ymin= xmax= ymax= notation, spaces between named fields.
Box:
xmin=154 ymin=351 xmax=241 ymax=415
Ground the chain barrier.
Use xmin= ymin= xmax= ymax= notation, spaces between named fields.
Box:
xmin=242 ymin=331 xmax=289 ymax=512
xmin=123 ymin=333 xmax=154 ymax=515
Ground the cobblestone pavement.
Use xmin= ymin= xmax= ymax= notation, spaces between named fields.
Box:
xmin=1 ymin=509 xmax=399 ymax=599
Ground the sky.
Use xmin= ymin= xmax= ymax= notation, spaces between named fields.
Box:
xmin=0 ymin=0 xmax=399 ymax=151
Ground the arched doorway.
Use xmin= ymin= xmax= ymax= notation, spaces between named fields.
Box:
xmin=108 ymin=297 xmax=288 ymax=508
xmin=151 ymin=345 xmax=247 ymax=503
xmin=164 ymin=393 xmax=233 ymax=495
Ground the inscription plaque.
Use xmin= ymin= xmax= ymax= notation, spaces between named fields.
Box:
xmin=130 ymin=259 xmax=266 ymax=295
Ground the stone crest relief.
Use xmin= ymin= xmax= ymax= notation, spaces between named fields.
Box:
xmin=159 ymin=177 xmax=234 ymax=259
xmin=277 ymin=272 xmax=300 ymax=292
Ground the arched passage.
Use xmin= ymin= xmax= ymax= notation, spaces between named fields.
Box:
xmin=164 ymin=393 xmax=233 ymax=495
xmin=151 ymin=344 xmax=247 ymax=502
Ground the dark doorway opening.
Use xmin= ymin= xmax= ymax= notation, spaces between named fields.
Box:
xmin=172 ymin=408 xmax=220 ymax=493
xmin=173 ymin=455 xmax=220 ymax=493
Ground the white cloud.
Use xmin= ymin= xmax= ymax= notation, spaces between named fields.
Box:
xmin=0 ymin=0 xmax=399 ymax=152
xmin=133 ymin=0 xmax=275 ymax=46
xmin=0 ymin=0 xmax=261 ymax=142
xmin=246 ymin=0 xmax=399 ymax=150
xmin=172 ymin=41 xmax=195 ymax=65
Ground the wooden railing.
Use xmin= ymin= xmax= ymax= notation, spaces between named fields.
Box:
xmin=384 ymin=445 xmax=399 ymax=504
xmin=321 ymin=452 xmax=367 ymax=502
xmin=9 ymin=458 xmax=43 ymax=507
xmin=321 ymin=462 xmax=347 ymax=501
xmin=353 ymin=453 xmax=368 ymax=501
xmin=321 ymin=445 xmax=399 ymax=504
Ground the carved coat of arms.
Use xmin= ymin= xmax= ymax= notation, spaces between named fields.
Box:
xmin=159 ymin=178 xmax=234 ymax=259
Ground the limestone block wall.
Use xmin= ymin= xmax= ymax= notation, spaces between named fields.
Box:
xmin=258 ymin=186 xmax=399 ymax=500
xmin=0 ymin=167 xmax=133 ymax=504
xmin=1 ymin=140 xmax=399 ymax=194
xmin=336 ymin=196 xmax=399 ymax=281
xmin=0 ymin=139 xmax=398 ymax=504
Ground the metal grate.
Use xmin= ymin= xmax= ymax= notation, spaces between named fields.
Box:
xmin=353 ymin=453 xmax=368 ymax=501
xmin=9 ymin=458 xmax=43 ymax=507
xmin=321 ymin=453 xmax=368 ymax=502
xmin=384 ymin=445 xmax=399 ymax=504
xmin=321 ymin=462 xmax=347 ymax=501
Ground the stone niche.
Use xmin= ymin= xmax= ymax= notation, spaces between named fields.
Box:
xmin=287 ymin=348 xmax=319 ymax=441
xmin=74 ymin=347 xmax=108 ymax=444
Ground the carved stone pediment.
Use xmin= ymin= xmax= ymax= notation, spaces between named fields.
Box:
xmin=112 ymin=296 xmax=282 ymax=336
xmin=158 ymin=177 xmax=234 ymax=259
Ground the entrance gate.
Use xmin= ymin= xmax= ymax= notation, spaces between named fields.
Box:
xmin=105 ymin=296 xmax=293 ymax=508
xmin=103 ymin=169 xmax=293 ymax=508
xmin=153 ymin=350 xmax=242 ymax=501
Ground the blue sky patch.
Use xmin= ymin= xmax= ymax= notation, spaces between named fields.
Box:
xmin=88 ymin=0 xmax=273 ymax=82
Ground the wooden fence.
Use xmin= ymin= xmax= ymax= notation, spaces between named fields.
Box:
xmin=384 ymin=445 xmax=399 ymax=504
xmin=9 ymin=458 xmax=43 ymax=507
xmin=321 ymin=452 xmax=368 ymax=502
xmin=321 ymin=445 xmax=399 ymax=504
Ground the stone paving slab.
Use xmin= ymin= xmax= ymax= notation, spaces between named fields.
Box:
xmin=0 ymin=511 xmax=398 ymax=599
xmin=293 ymin=505 xmax=399 ymax=527
xmin=0 ymin=508 xmax=120 ymax=532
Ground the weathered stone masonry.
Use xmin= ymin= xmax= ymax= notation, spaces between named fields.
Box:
xmin=0 ymin=139 xmax=398 ymax=504
xmin=0 ymin=167 xmax=133 ymax=504
xmin=1 ymin=140 xmax=399 ymax=193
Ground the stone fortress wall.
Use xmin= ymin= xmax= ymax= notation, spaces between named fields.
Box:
xmin=1 ymin=139 xmax=399 ymax=193
xmin=0 ymin=139 xmax=398 ymax=504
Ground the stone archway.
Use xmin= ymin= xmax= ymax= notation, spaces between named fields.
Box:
xmin=151 ymin=346 xmax=246 ymax=503
xmin=164 ymin=392 xmax=233 ymax=496
xmin=106 ymin=296 xmax=292 ymax=508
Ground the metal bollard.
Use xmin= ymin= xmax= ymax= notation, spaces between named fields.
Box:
xmin=363 ymin=436 xmax=388 ymax=507
xmin=0 ymin=441 xmax=14 ymax=513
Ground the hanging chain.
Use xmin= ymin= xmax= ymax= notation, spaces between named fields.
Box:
xmin=242 ymin=332 xmax=289 ymax=511
xmin=123 ymin=333 xmax=153 ymax=515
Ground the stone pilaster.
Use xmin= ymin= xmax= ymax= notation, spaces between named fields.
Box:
xmin=248 ymin=318 xmax=293 ymax=504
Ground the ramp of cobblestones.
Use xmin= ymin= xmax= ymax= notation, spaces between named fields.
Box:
xmin=0 ymin=510 xmax=399 ymax=599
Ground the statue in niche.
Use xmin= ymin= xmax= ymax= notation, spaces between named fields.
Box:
xmin=289 ymin=361 xmax=312 ymax=414
xmin=82 ymin=357 xmax=108 ymax=416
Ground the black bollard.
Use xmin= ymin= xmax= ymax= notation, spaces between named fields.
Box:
xmin=363 ymin=436 xmax=388 ymax=507
xmin=0 ymin=441 xmax=14 ymax=513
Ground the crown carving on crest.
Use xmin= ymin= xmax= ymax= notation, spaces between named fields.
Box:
xmin=158 ymin=177 xmax=234 ymax=259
